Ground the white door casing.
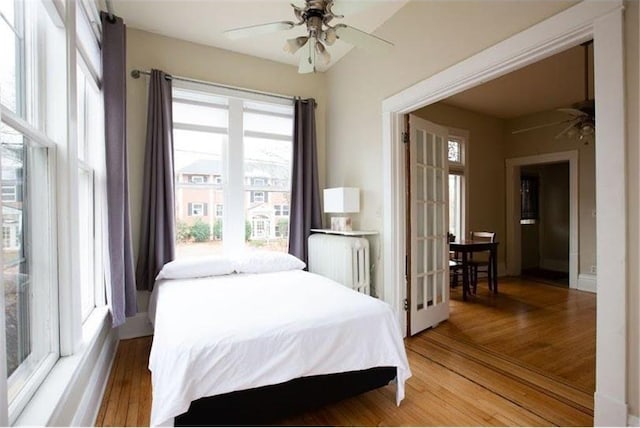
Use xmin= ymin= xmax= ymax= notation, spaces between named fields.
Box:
xmin=408 ymin=115 xmax=450 ymax=335
xmin=381 ymin=1 xmax=626 ymax=424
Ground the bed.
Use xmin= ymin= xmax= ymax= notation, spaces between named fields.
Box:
xmin=147 ymin=259 xmax=411 ymax=426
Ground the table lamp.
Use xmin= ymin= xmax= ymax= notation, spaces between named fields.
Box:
xmin=324 ymin=187 xmax=360 ymax=231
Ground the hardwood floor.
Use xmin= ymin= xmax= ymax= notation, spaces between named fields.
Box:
xmin=96 ymin=277 xmax=595 ymax=427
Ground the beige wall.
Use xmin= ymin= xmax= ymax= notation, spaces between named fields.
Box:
xmin=325 ymin=0 xmax=637 ymax=415
xmin=413 ymin=103 xmax=506 ymax=269
xmin=505 ymin=111 xmax=596 ymax=275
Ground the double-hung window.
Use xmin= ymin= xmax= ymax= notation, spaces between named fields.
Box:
xmin=448 ymin=135 xmax=466 ymax=241
xmin=0 ymin=0 xmax=65 ymax=420
xmin=0 ymin=0 xmax=106 ymax=422
xmin=173 ymin=84 xmax=293 ymax=257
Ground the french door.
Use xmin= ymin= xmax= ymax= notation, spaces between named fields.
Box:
xmin=408 ymin=115 xmax=450 ymax=335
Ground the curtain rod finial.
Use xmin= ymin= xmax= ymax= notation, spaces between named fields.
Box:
xmin=131 ymin=69 xmax=141 ymax=79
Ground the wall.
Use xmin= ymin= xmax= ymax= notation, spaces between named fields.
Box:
xmin=412 ymin=103 xmax=506 ymax=269
xmin=505 ymin=111 xmax=596 ymax=275
xmin=126 ymin=29 xmax=327 ymax=311
xmin=325 ymin=0 xmax=637 ymax=416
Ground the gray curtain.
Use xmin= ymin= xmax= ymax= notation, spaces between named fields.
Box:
xmin=135 ymin=70 xmax=176 ymax=291
xmin=101 ymin=12 xmax=137 ymax=327
xmin=288 ymin=98 xmax=322 ymax=263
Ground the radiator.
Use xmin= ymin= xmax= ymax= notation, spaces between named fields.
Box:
xmin=308 ymin=234 xmax=370 ymax=295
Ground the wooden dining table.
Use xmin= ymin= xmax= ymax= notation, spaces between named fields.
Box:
xmin=449 ymin=240 xmax=499 ymax=300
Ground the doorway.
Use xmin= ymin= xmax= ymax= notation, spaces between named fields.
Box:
xmin=381 ymin=2 xmax=627 ymax=424
xmin=506 ymin=151 xmax=580 ymax=289
xmin=520 ymin=162 xmax=570 ymax=287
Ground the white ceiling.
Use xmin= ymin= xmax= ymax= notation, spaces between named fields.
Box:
xmin=110 ymin=0 xmax=408 ymax=72
xmin=444 ymin=43 xmax=594 ymax=119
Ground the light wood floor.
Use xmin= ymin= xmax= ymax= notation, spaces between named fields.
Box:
xmin=96 ymin=277 xmax=595 ymax=426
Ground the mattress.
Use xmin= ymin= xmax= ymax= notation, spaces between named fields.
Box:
xmin=147 ymin=269 xmax=411 ymax=426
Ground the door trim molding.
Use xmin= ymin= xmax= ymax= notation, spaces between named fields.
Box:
xmin=505 ymin=151 xmax=579 ymax=289
xmin=380 ymin=1 xmax=626 ymax=425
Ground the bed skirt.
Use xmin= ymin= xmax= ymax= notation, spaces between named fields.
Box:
xmin=174 ymin=366 xmax=397 ymax=426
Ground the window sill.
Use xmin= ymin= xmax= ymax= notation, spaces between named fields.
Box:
xmin=14 ymin=306 xmax=114 ymax=426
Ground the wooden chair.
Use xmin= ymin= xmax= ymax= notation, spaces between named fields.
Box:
xmin=468 ymin=231 xmax=496 ymax=292
xmin=449 ymin=259 xmax=463 ymax=288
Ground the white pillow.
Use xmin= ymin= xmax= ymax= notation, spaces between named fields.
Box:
xmin=156 ymin=255 xmax=236 ymax=280
xmin=235 ymin=251 xmax=306 ymax=274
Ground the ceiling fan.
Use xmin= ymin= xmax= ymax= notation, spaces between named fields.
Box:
xmin=512 ymin=41 xmax=595 ymax=143
xmin=223 ymin=0 xmax=393 ymax=74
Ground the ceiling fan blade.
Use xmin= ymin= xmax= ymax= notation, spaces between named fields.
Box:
xmin=511 ymin=119 xmax=573 ymax=135
xmin=555 ymin=119 xmax=581 ymax=140
xmin=224 ymin=21 xmax=295 ymax=40
xmin=557 ymin=107 xmax=588 ymax=117
xmin=298 ymin=39 xmax=316 ymax=74
xmin=334 ymin=24 xmax=393 ymax=53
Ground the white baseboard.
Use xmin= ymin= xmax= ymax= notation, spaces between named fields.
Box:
xmin=540 ymin=258 xmax=570 ymax=273
xmin=577 ymin=273 xmax=597 ymax=293
xmin=628 ymin=414 xmax=640 ymax=427
xmin=73 ymin=331 xmax=118 ymax=426
xmin=594 ymin=391 xmax=628 ymax=426
xmin=118 ymin=311 xmax=154 ymax=339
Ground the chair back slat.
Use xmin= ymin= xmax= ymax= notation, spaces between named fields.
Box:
xmin=470 ymin=231 xmax=496 ymax=243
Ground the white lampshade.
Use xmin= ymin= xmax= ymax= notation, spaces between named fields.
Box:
xmin=324 ymin=187 xmax=360 ymax=213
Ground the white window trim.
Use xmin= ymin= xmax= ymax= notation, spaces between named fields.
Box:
xmin=447 ymin=128 xmax=468 ymax=240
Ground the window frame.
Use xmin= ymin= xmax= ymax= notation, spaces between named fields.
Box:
xmin=1 ymin=185 xmax=17 ymax=202
xmin=447 ymin=130 xmax=468 ymax=241
xmin=172 ymin=80 xmax=293 ymax=255
xmin=189 ymin=202 xmax=205 ymax=217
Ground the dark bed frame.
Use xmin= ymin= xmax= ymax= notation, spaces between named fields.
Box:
xmin=174 ymin=366 xmax=397 ymax=426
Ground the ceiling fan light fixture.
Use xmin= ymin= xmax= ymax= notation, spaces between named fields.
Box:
xmin=580 ymin=122 xmax=595 ymax=136
xmin=315 ymin=40 xmax=331 ymax=65
xmin=323 ymin=27 xmax=338 ymax=46
xmin=284 ymin=36 xmax=309 ymax=54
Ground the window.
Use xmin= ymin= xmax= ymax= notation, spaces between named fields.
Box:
xmin=0 ymin=0 xmax=73 ymax=419
xmin=274 ymin=204 xmax=289 ymax=216
xmin=191 ymin=175 xmax=205 ymax=184
xmin=189 ymin=202 xmax=206 ymax=216
xmin=2 ymin=185 xmax=16 ymax=202
xmin=77 ymin=53 xmax=105 ymax=322
xmin=275 ymin=220 xmax=289 ymax=238
xmin=173 ymin=86 xmax=293 ymax=257
xmin=0 ymin=0 xmax=107 ymax=420
xmin=0 ymin=0 xmax=25 ymax=116
xmin=252 ymin=191 xmax=266 ymax=203
xmin=448 ymin=136 xmax=466 ymax=241
xmin=251 ymin=216 xmax=270 ymax=239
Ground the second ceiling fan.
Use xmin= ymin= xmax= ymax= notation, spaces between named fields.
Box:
xmin=512 ymin=41 xmax=595 ymax=143
xmin=224 ymin=0 xmax=393 ymax=74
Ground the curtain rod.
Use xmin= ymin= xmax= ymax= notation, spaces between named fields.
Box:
xmin=105 ymin=0 xmax=115 ymax=21
xmin=130 ymin=69 xmax=295 ymax=102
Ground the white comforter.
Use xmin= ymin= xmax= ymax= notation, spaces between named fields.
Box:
xmin=147 ymin=270 xmax=411 ymax=426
